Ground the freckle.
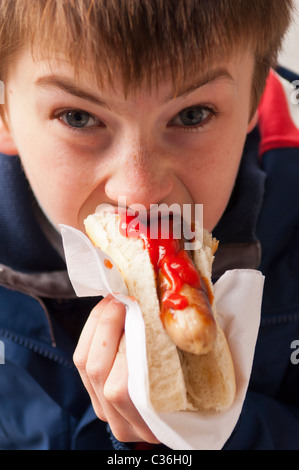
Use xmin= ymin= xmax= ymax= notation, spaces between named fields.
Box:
xmin=102 ymin=340 xmax=107 ymax=347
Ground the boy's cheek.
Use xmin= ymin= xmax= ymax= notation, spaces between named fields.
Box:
xmin=7 ymin=113 xmax=102 ymax=229
xmin=13 ymin=143 xmax=83 ymax=228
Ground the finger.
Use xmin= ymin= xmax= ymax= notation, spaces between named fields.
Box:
xmin=85 ymin=295 xmax=126 ymax=388
xmin=73 ymin=296 xmax=111 ymax=417
xmin=73 ymin=294 xmax=126 ymax=419
xmin=103 ymin=334 xmax=160 ymax=444
xmin=84 ymin=298 xmax=128 ymax=423
xmin=74 ymin=294 xmax=114 ymax=361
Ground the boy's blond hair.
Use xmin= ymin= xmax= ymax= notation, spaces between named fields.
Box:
xmin=0 ymin=0 xmax=294 ymax=116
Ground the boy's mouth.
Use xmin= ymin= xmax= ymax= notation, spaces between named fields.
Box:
xmin=94 ymin=201 xmax=199 ymax=246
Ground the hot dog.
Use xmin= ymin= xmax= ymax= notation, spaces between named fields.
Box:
xmin=84 ymin=209 xmax=236 ymax=413
xmin=119 ymin=211 xmax=217 ymax=355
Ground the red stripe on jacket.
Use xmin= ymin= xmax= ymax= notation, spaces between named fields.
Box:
xmin=258 ymin=70 xmax=299 ymax=156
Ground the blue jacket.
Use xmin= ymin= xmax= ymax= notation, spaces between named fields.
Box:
xmin=220 ymin=67 xmax=299 ymax=449
xmin=0 ymin=68 xmax=298 ymax=450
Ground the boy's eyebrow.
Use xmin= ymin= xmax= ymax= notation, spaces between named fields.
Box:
xmin=165 ymin=68 xmax=234 ymax=102
xmin=34 ymin=75 xmax=110 ymax=108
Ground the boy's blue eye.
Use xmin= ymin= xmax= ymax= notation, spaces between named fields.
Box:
xmin=168 ymin=105 xmax=214 ymax=129
xmin=60 ymin=110 xmax=101 ymax=128
xmin=64 ymin=110 xmax=92 ymax=127
xmin=178 ymin=107 xmax=210 ymax=126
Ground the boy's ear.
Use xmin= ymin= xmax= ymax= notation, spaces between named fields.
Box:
xmin=247 ymin=110 xmax=258 ymax=134
xmin=0 ymin=117 xmax=18 ymax=155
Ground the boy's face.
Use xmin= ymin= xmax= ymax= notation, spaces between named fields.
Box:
xmin=4 ymin=49 xmax=257 ymax=233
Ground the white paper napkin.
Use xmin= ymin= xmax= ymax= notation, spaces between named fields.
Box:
xmin=60 ymin=224 xmax=264 ymax=450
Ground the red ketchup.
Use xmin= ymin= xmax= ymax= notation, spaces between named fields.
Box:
xmin=119 ymin=212 xmax=204 ymax=311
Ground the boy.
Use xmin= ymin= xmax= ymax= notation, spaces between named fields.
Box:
xmin=0 ymin=0 xmax=298 ymax=450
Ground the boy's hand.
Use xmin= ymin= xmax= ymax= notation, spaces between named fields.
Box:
xmin=73 ymin=294 xmax=160 ymax=444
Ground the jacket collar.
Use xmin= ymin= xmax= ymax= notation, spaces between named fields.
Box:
xmin=212 ymin=127 xmax=266 ymax=278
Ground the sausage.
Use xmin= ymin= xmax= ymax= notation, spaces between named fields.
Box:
xmin=157 ymin=269 xmax=217 ymax=355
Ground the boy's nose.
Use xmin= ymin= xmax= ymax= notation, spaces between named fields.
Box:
xmin=104 ymin=137 xmax=174 ymax=209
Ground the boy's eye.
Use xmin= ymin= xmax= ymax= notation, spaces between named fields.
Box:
xmin=59 ymin=110 xmax=102 ymax=128
xmin=169 ymin=106 xmax=213 ymax=128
